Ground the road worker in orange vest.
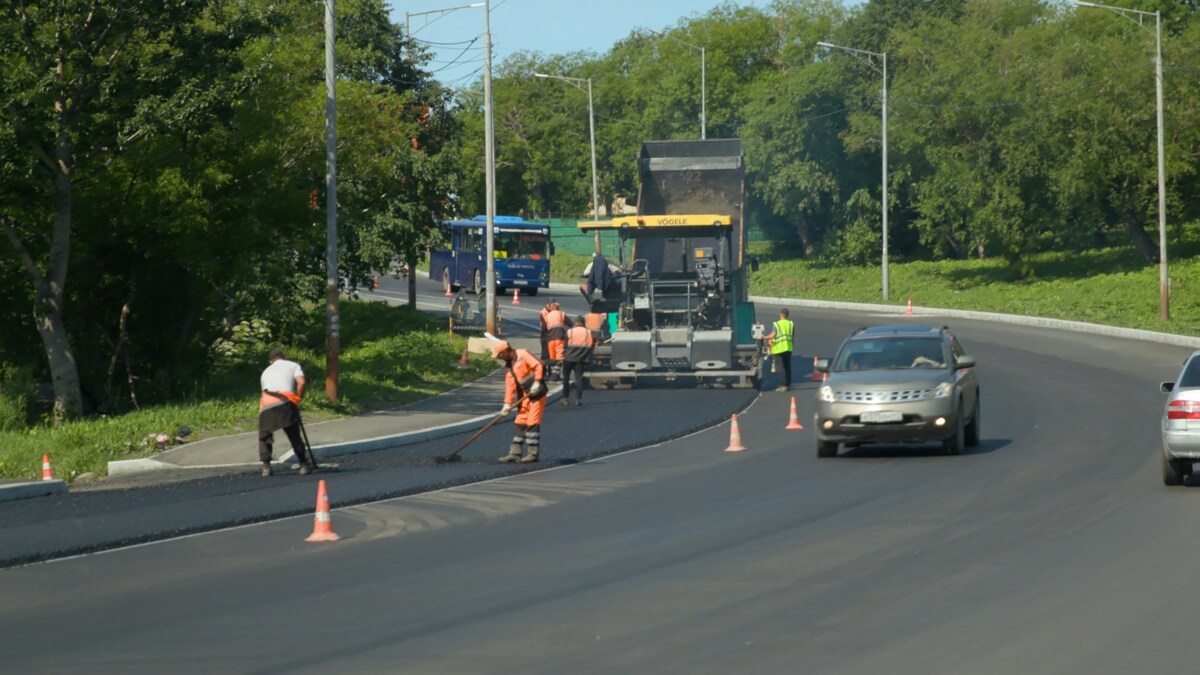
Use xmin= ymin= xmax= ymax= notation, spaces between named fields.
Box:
xmin=561 ymin=316 xmax=595 ymax=407
xmin=541 ymin=300 xmax=568 ymax=381
xmin=258 ymin=348 xmax=315 ymax=476
xmin=493 ymin=340 xmax=548 ymax=463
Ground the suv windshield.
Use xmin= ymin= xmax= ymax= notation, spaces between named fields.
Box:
xmin=833 ymin=337 xmax=948 ymax=372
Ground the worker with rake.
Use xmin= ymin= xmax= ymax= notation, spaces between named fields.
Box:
xmin=493 ymin=340 xmax=547 ymax=463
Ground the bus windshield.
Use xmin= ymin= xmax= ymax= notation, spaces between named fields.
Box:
xmin=494 ymin=231 xmax=549 ymax=260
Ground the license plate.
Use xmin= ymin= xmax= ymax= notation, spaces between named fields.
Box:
xmin=861 ymin=411 xmax=903 ymax=423
xmin=634 ymin=296 xmax=650 ymax=309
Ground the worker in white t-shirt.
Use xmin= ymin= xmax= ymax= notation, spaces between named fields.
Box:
xmin=258 ymin=348 xmax=314 ymax=476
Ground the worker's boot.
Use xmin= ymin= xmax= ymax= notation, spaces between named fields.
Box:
xmin=261 ymin=462 xmax=273 ymax=477
xmin=498 ymin=443 xmax=523 ymax=463
xmin=519 ymin=447 xmax=539 ymax=463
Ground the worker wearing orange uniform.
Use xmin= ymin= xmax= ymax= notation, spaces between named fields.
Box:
xmin=541 ymin=300 xmax=568 ymax=381
xmin=492 ymin=340 xmax=547 ymax=463
xmin=561 ymin=317 xmax=595 ymax=407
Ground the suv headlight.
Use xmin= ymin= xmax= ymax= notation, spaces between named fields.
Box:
xmin=818 ymin=385 xmax=834 ymax=402
xmin=934 ymin=381 xmax=954 ymax=399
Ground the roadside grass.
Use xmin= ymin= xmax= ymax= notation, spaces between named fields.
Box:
xmin=750 ymin=248 xmax=1200 ymax=335
xmin=554 ymin=237 xmax=1200 ymax=335
xmin=0 ymin=301 xmax=494 ymax=482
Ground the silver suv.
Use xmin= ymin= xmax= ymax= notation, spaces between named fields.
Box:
xmin=813 ymin=325 xmax=980 ymax=457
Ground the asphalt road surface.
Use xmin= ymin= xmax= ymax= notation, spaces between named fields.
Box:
xmin=2 ymin=286 xmax=1194 ymax=672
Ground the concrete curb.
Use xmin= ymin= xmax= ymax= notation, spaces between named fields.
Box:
xmin=0 ymin=480 xmax=68 ymax=503
xmin=106 ymin=386 xmax=566 ymax=473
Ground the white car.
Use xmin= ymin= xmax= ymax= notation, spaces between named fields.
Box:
xmin=1160 ymin=349 xmax=1200 ymax=485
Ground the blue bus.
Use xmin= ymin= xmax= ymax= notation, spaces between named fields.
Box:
xmin=430 ymin=215 xmax=553 ymax=296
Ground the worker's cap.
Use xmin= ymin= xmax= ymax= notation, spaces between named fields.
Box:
xmin=490 ymin=340 xmax=512 ymax=359
xmin=268 ymin=348 xmax=285 ymax=361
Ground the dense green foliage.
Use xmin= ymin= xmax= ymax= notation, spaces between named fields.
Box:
xmin=2 ymin=0 xmax=1199 ymax=435
xmin=0 ymin=300 xmax=493 ymax=481
xmin=451 ymin=0 xmax=1200 ymax=274
xmin=0 ymin=0 xmax=460 ymax=421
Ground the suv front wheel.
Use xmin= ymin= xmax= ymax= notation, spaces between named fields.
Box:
xmin=943 ymin=405 xmax=965 ymax=456
xmin=816 ymin=438 xmax=838 ymax=458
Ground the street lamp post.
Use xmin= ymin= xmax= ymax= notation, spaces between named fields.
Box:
xmin=649 ymin=29 xmax=706 ymax=140
xmin=817 ymin=41 xmax=889 ymax=302
xmin=1075 ymin=1 xmax=1168 ymax=320
xmin=406 ymin=1 xmax=496 ymax=332
xmin=535 ymin=73 xmax=601 ymax=252
xmin=324 ymin=0 xmax=339 ymax=401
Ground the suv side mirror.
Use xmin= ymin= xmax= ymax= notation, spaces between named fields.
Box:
xmin=549 ymin=241 xmax=556 ymax=255
xmin=955 ymin=355 xmax=976 ymax=369
xmin=750 ymin=255 xmax=760 ymax=272
xmin=1162 ymin=381 xmax=1176 ymax=393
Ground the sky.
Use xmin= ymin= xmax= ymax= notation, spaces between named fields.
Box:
xmin=390 ymin=0 xmax=865 ymax=88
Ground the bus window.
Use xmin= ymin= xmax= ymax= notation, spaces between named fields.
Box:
xmin=495 ymin=232 xmax=549 ymax=260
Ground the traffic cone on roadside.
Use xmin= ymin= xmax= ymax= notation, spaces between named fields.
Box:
xmin=305 ymin=479 xmax=341 ymax=542
xmin=786 ymin=396 xmax=805 ymax=430
xmin=372 ymin=274 xmax=379 ymax=289
xmin=42 ymin=454 xmax=54 ymax=481
xmin=811 ymin=355 xmax=821 ymax=382
xmin=444 ymin=283 xmax=453 ymax=297
xmin=905 ymin=298 xmax=914 ymax=316
xmin=511 ymin=288 xmax=520 ymax=305
xmin=457 ymin=346 xmax=470 ymax=368
xmin=723 ymin=414 xmax=747 ymax=453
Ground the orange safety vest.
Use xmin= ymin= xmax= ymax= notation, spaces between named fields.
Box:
xmin=567 ymin=325 xmax=594 ymax=348
xmin=504 ymin=349 xmax=545 ymax=404
xmin=544 ymin=309 xmax=567 ymax=330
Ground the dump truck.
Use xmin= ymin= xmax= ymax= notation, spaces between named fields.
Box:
xmin=579 ymin=138 xmax=763 ymax=388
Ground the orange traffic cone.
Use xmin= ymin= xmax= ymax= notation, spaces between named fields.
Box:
xmin=42 ymin=454 xmax=54 ymax=481
xmin=811 ymin=355 xmax=821 ymax=382
xmin=305 ymin=479 xmax=341 ymax=542
xmin=511 ymin=288 xmax=520 ymax=305
xmin=457 ymin=346 xmax=470 ymax=368
xmin=443 ymin=282 xmax=452 ymax=297
xmin=905 ymin=298 xmax=914 ymax=316
xmin=372 ymin=274 xmax=379 ymax=289
xmin=723 ymin=414 xmax=747 ymax=453
xmin=786 ymin=396 xmax=805 ymax=430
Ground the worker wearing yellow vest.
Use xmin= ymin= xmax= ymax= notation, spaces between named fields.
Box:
xmin=760 ymin=308 xmax=795 ymax=392
xmin=258 ymin=348 xmax=315 ymax=476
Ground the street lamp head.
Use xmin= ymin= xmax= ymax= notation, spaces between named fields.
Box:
xmin=533 ymin=73 xmax=549 ymax=78
xmin=816 ymin=41 xmax=834 ymax=48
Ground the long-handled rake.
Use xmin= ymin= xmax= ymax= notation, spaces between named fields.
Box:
xmin=436 ymin=394 xmax=527 ymax=464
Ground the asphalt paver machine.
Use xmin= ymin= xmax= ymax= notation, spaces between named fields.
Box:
xmin=580 ymin=138 xmax=763 ymax=388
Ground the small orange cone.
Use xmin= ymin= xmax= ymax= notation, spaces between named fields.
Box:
xmin=511 ymin=288 xmax=520 ymax=305
xmin=786 ymin=396 xmax=805 ymax=430
xmin=305 ymin=479 xmax=341 ymax=542
xmin=905 ymin=298 xmax=914 ymax=316
xmin=457 ymin=346 xmax=470 ymax=368
xmin=444 ymin=283 xmax=453 ymax=297
xmin=372 ymin=274 xmax=379 ymax=289
xmin=811 ymin=355 xmax=821 ymax=382
xmin=723 ymin=414 xmax=747 ymax=453
xmin=42 ymin=454 xmax=54 ymax=481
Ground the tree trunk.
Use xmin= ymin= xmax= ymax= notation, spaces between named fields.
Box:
xmin=1121 ymin=217 xmax=1158 ymax=264
xmin=41 ymin=65 xmax=84 ymax=421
